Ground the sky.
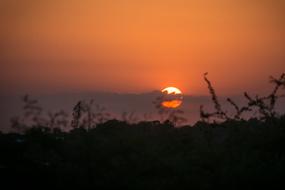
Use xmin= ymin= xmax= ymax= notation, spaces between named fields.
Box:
xmin=1 ymin=0 xmax=285 ymax=95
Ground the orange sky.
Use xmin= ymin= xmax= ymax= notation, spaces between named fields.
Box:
xmin=1 ymin=0 xmax=285 ymax=95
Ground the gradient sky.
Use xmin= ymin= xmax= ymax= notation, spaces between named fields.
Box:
xmin=1 ymin=0 xmax=285 ymax=95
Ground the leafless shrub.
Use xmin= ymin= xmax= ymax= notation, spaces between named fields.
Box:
xmin=11 ymin=95 xmax=48 ymax=131
xmin=265 ymin=73 xmax=285 ymax=113
xmin=199 ymin=105 xmax=214 ymax=122
xmin=226 ymin=98 xmax=252 ymax=120
xmin=200 ymin=73 xmax=285 ymax=122
xmin=71 ymin=101 xmax=83 ymax=129
xmin=242 ymin=73 xmax=285 ymax=119
xmin=48 ymin=110 xmax=69 ymax=130
xmin=92 ymin=104 xmax=112 ymax=125
xmin=243 ymin=92 xmax=271 ymax=119
xmin=71 ymin=100 xmax=111 ymax=130
xmin=200 ymin=73 xmax=229 ymax=121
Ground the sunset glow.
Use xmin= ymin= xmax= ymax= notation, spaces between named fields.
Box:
xmin=1 ymin=0 xmax=285 ymax=95
xmin=161 ymin=100 xmax=182 ymax=109
xmin=161 ymin=87 xmax=183 ymax=108
xmin=0 ymin=2 xmax=284 ymax=187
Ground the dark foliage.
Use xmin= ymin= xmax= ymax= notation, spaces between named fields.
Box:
xmin=1 ymin=118 xmax=285 ymax=189
xmin=1 ymin=73 xmax=285 ymax=189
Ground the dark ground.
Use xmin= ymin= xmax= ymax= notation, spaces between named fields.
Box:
xmin=1 ymin=117 xmax=285 ymax=189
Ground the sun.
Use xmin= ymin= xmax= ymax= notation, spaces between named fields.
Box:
xmin=162 ymin=87 xmax=182 ymax=95
xmin=161 ymin=87 xmax=183 ymax=108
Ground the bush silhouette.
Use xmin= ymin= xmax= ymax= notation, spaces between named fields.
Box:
xmin=1 ymin=73 xmax=285 ymax=189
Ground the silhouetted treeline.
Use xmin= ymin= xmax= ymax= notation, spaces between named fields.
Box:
xmin=1 ymin=73 xmax=285 ymax=189
xmin=1 ymin=118 xmax=285 ymax=189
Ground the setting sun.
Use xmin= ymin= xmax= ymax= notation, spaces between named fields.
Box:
xmin=162 ymin=87 xmax=182 ymax=95
xmin=161 ymin=87 xmax=183 ymax=108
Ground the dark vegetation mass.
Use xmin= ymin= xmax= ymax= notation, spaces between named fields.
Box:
xmin=1 ymin=73 xmax=285 ymax=189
